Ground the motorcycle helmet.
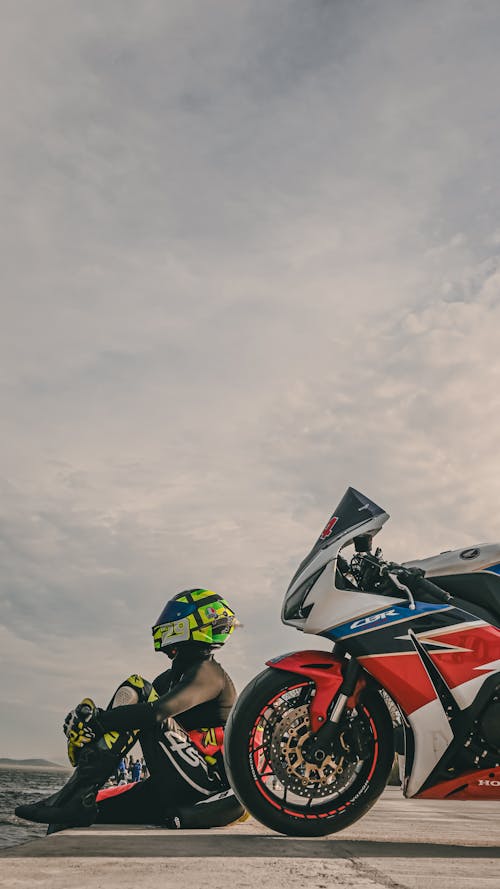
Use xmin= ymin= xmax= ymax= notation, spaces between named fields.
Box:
xmin=152 ymin=589 xmax=236 ymax=654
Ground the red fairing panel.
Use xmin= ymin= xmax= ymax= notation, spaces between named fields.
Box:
xmin=358 ymin=622 xmax=500 ymax=717
xmin=266 ymin=651 xmax=344 ymax=732
xmin=358 ymin=652 xmax=437 ymax=715
xmin=427 ymin=624 xmax=500 ymax=691
xmin=416 ymin=767 xmax=500 ymax=800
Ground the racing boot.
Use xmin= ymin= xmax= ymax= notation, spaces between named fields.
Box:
xmin=15 ymin=740 xmax=120 ymax=828
xmin=164 ymin=788 xmax=247 ymax=829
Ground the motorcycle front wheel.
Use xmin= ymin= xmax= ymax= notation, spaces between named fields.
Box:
xmin=224 ymin=667 xmax=394 ymax=837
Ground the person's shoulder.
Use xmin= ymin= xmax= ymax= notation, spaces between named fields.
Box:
xmin=208 ymin=655 xmax=235 ymax=685
xmin=191 ymin=655 xmax=228 ymax=684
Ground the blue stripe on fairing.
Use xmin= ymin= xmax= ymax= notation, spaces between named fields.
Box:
xmin=484 ymin=563 xmax=500 ymax=576
xmin=322 ymin=601 xmax=452 ymax=641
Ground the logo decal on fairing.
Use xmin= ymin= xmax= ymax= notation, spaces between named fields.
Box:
xmin=325 ymin=602 xmax=452 ymax=641
xmin=320 ymin=517 xmax=339 ymax=540
xmin=460 ymin=548 xmax=480 ymax=560
xmin=350 ymin=609 xmax=399 ymax=629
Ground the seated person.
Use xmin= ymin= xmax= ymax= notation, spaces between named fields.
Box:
xmin=16 ymin=589 xmax=245 ymax=830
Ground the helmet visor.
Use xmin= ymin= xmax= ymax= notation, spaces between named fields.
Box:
xmin=155 ymin=599 xmax=197 ymax=624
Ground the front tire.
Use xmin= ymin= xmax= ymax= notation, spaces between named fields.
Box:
xmin=224 ymin=667 xmax=393 ymax=837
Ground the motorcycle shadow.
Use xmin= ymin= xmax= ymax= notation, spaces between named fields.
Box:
xmin=2 ymin=830 xmax=499 ymax=860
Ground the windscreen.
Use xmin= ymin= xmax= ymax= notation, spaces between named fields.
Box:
xmin=287 ymin=487 xmax=387 ymax=591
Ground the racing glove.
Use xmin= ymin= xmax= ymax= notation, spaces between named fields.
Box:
xmin=63 ymin=698 xmax=106 ymax=766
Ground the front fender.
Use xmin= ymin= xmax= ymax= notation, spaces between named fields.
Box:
xmin=266 ymin=650 xmax=347 ymax=732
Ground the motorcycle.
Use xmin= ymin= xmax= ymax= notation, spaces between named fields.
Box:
xmin=224 ymin=487 xmax=500 ymax=836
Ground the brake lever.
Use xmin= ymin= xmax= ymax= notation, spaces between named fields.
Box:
xmin=386 ymin=571 xmax=416 ymax=610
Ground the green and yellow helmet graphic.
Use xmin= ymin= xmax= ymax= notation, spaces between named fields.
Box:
xmin=152 ymin=589 xmax=236 ymax=652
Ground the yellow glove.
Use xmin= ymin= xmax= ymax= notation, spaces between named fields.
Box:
xmin=63 ymin=698 xmax=102 ymax=766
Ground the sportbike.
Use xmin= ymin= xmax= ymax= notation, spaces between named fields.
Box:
xmin=224 ymin=488 xmax=500 ymax=836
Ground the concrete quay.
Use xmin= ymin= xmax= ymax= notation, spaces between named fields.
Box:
xmin=1 ymin=789 xmax=499 ymax=889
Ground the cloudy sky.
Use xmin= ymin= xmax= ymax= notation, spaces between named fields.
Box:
xmin=1 ymin=0 xmax=500 ymax=759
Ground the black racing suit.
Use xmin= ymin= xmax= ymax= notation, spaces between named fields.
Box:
xmin=92 ymin=645 xmax=239 ymax=826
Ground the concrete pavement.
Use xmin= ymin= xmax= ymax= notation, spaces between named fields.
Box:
xmin=1 ymin=789 xmax=499 ymax=889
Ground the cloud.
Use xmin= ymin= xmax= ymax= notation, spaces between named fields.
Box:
xmin=1 ymin=1 xmax=500 ymax=756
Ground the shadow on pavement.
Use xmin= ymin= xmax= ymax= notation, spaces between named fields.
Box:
xmin=2 ymin=832 xmax=499 ymax=859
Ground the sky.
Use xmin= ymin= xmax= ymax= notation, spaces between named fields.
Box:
xmin=1 ymin=0 xmax=500 ymax=760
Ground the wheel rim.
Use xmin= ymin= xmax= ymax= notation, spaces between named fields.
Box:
xmin=248 ymin=681 xmax=378 ymax=819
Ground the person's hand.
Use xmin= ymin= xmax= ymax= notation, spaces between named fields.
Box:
xmin=63 ymin=698 xmax=103 ymax=766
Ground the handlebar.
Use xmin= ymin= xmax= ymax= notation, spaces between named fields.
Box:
xmin=404 ymin=572 xmax=452 ymax=604
xmin=350 ymin=553 xmax=452 ymax=606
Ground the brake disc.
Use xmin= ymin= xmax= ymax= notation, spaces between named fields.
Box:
xmin=267 ymin=704 xmax=349 ymax=798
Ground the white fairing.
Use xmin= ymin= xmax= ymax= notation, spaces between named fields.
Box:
xmin=282 ymin=511 xmax=399 ymax=633
xmin=404 ymin=542 xmax=500 ymax=577
xmin=303 ymin=563 xmax=404 ymax=635
xmin=406 ymin=698 xmax=455 ymax=797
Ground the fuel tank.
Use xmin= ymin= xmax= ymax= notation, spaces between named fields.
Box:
xmin=404 ymin=543 xmax=500 ymax=620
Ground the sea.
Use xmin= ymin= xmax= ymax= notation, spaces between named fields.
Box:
xmin=0 ymin=766 xmax=71 ymax=850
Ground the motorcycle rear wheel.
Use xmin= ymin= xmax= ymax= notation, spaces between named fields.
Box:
xmin=224 ymin=667 xmax=394 ymax=837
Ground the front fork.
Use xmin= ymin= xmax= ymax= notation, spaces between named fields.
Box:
xmin=301 ymin=656 xmax=364 ymax=763
xmin=266 ymin=649 xmax=366 ymax=764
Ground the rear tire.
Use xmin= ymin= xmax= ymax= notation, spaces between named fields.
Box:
xmin=224 ymin=667 xmax=393 ymax=837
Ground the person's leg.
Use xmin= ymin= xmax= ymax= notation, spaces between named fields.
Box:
xmin=15 ymin=675 xmax=157 ymax=827
xmin=95 ymin=772 xmax=246 ymax=829
xmin=89 ymin=673 xmax=158 ymax=763
xmin=91 ymin=717 xmax=219 ymax=825
xmin=133 ymin=718 xmax=244 ymax=827
xmin=142 ymin=717 xmax=222 ymax=802
xmin=96 ymin=778 xmax=162 ymax=824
